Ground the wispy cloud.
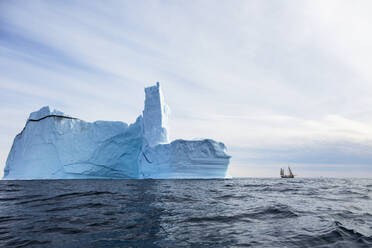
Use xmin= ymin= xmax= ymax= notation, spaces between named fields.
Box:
xmin=1 ymin=0 xmax=372 ymax=177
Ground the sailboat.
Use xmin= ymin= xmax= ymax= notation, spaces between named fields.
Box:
xmin=280 ymin=166 xmax=294 ymax=178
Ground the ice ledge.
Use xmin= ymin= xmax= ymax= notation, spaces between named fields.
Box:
xmin=28 ymin=106 xmax=75 ymax=121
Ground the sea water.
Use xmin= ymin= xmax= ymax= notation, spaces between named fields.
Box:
xmin=0 ymin=178 xmax=371 ymax=247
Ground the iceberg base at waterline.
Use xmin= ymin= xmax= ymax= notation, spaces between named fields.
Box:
xmin=3 ymin=83 xmax=231 ymax=179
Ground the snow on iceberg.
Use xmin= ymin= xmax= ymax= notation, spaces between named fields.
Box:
xmin=3 ymin=83 xmax=231 ymax=179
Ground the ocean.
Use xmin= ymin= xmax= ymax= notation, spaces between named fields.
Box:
xmin=0 ymin=178 xmax=371 ymax=247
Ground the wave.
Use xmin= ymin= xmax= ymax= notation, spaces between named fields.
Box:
xmin=185 ymin=204 xmax=298 ymax=224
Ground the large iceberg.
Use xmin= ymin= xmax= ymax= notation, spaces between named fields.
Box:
xmin=3 ymin=83 xmax=231 ymax=179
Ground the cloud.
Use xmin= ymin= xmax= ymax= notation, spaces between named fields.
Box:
xmin=1 ymin=0 xmax=372 ymax=177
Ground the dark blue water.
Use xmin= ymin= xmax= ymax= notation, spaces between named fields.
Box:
xmin=0 ymin=178 xmax=371 ymax=247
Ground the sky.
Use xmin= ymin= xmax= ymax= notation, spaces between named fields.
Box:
xmin=1 ymin=0 xmax=372 ymax=178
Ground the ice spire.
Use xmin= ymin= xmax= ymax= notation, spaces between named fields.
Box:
xmin=142 ymin=82 xmax=169 ymax=146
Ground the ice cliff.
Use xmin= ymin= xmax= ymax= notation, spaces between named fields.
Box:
xmin=3 ymin=83 xmax=231 ymax=179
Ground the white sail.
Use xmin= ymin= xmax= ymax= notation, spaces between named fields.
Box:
xmin=288 ymin=166 xmax=293 ymax=176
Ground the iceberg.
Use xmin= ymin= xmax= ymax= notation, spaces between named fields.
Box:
xmin=3 ymin=82 xmax=231 ymax=179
